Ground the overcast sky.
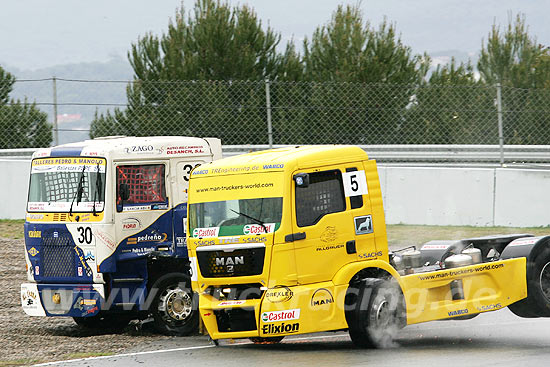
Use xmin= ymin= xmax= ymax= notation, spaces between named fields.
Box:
xmin=0 ymin=0 xmax=548 ymax=71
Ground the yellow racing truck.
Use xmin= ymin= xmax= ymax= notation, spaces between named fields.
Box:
xmin=186 ymin=145 xmax=550 ymax=347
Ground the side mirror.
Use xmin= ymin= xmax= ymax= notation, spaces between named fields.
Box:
xmin=119 ymin=183 xmax=130 ymax=201
xmin=293 ymin=173 xmax=310 ymax=188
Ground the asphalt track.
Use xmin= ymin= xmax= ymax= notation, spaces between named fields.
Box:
xmin=34 ymin=308 xmax=550 ymax=367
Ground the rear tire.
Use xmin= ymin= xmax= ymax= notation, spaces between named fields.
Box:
xmin=149 ymin=275 xmax=199 ymax=336
xmin=526 ymin=248 xmax=550 ymax=317
xmin=346 ymin=278 xmax=404 ymax=348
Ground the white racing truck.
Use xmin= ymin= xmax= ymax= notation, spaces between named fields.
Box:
xmin=21 ymin=136 xmax=221 ymax=335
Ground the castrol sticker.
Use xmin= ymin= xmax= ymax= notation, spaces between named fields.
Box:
xmin=192 ymin=227 xmax=220 ymax=238
xmin=243 ymin=223 xmax=275 ymax=235
xmin=261 ymin=309 xmax=300 ymax=323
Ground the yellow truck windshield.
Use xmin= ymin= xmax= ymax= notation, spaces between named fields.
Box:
xmin=189 ymin=197 xmax=282 ymax=237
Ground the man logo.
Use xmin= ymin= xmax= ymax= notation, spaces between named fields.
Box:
xmin=215 ymin=256 xmax=244 ymax=266
xmin=311 ymin=288 xmax=334 ymax=307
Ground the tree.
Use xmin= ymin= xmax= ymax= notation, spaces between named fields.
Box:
xmin=0 ymin=65 xmax=51 ymax=148
xmin=291 ymin=5 xmax=429 ymax=144
xmin=477 ymin=13 xmax=550 ymax=144
xmin=91 ymin=0 xmax=294 ymax=144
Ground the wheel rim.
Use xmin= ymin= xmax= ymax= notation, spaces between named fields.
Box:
xmin=374 ymin=299 xmax=391 ymax=327
xmin=539 ymin=262 xmax=550 ymax=303
xmin=159 ymin=286 xmax=193 ymax=322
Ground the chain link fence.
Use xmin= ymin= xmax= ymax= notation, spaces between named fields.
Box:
xmin=3 ymin=78 xmax=550 ymax=164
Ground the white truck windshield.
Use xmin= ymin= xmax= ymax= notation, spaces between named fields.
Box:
xmin=27 ymin=157 xmax=106 ymax=213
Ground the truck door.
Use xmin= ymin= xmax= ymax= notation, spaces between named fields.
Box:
xmin=114 ymin=162 xmax=173 ymax=256
xmin=290 ymin=167 xmax=357 ymax=285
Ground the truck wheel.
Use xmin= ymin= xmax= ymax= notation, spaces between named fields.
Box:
xmin=150 ymin=275 xmax=199 ymax=336
xmin=249 ymin=336 xmax=284 ymax=344
xmin=346 ymin=278 xmax=404 ymax=348
xmin=73 ymin=313 xmax=132 ymax=331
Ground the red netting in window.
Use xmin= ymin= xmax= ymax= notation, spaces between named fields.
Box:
xmin=117 ymin=165 xmax=166 ymax=204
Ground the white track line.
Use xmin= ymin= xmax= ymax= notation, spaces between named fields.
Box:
xmin=32 ymin=334 xmax=349 ymax=366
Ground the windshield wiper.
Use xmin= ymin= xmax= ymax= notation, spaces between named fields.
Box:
xmin=69 ymin=166 xmax=86 ymax=217
xmin=230 ymin=209 xmax=269 ymax=234
xmin=92 ymin=163 xmax=102 ymax=216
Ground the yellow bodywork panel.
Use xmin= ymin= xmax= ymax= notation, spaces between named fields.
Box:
xmin=401 ymin=257 xmax=527 ymax=324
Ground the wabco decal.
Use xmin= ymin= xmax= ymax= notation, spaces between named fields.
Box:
xmin=448 ymin=308 xmax=469 ymax=317
xmin=193 ymin=227 xmax=220 ymax=238
xmin=261 ymin=309 xmax=300 ymax=323
xmin=243 ymin=223 xmax=275 ymax=235
xmin=262 ymin=322 xmax=299 ymax=335
xmin=262 ymin=164 xmax=284 ymax=169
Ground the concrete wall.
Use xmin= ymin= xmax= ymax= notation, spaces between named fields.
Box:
xmin=2 ymin=159 xmax=550 ymax=227
xmin=0 ymin=160 xmax=31 ymax=219
xmin=379 ymin=166 xmax=550 ymax=227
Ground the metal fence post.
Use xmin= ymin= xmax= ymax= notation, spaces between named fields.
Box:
xmin=52 ymin=76 xmax=59 ymax=146
xmin=496 ymin=82 xmax=504 ymax=166
xmin=265 ymin=78 xmax=273 ymax=148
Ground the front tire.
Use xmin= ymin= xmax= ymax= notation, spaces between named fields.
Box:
xmin=346 ymin=278 xmax=404 ymax=348
xmin=149 ymin=275 xmax=199 ymax=336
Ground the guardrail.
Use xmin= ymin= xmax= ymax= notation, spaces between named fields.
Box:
xmin=4 ymin=145 xmax=550 ymax=166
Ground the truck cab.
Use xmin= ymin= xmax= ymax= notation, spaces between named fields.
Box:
xmin=187 ymin=146 xmax=549 ymax=347
xmin=21 ymin=136 xmax=221 ymax=335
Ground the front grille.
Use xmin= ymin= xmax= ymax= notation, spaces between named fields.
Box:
xmin=197 ymin=247 xmax=265 ymax=278
xmin=215 ymin=307 xmax=257 ymax=332
xmin=41 ymin=231 xmax=75 ymax=278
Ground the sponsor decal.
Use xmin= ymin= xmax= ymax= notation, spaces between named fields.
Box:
xmin=35 ymin=266 xmax=40 ymax=275
xmin=354 ymin=215 xmax=373 ymax=235
xmin=203 ymin=312 xmax=212 ymax=316
xmin=74 ymin=245 xmax=93 ymax=277
xmin=509 ymin=238 xmax=538 ymax=247
xmin=311 ymin=288 xmax=334 ymax=307
xmin=477 ymin=303 xmax=502 ymax=312
xmin=422 ymin=244 xmax=451 ymax=250
xmin=28 ymin=247 xmax=39 ymax=257
xmin=84 ymin=250 xmax=95 ymax=262
xmin=176 ymin=236 xmax=186 ymax=247
xmin=196 ymin=239 xmax=216 ymax=247
xmin=127 ymin=233 xmax=168 ymax=245
xmin=218 ymin=300 xmax=246 ymax=306
xmin=28 ymin=231 xmax=41 ymax=238
xmin=243 ymin=223 xmax=275 ymax=235
xmin=219 ymin=237 xmax=239 ymax=244
xmin=261 ymin=309 xmax=300 ymax=323
xmin=96 ymin=231 xmax=115 ymax=251
xmin=215 ymin=256 xmax=244 ymax=266
xmin=448 ymin=308 xmax=469 ymax=317
xmin=166 ymin=145 xmax=206 ymax=155
xmin=262 ymin=322 xmax=299 ymax=335
xmin=265 ymin=286 xmax=293 ymax=303
xmin=26 ymin=214 xmax=44 ymax=220
xmin=320 ymin=226 xmax=337 ymax=243
xmin=192 ymin=169 xmax=209 ymax=175
xmin=262 ymin=164 xmax=284 ymax=169
xmin=84 ymin=306 xmax=99 ymax=315
xmin=124 ymin=145 xmax=154 ymax=154
xmin=130 ymin=246 xmax=156 ymax=255
xmin=316 ymin=244 xmax=344 ymax=251
xmin=193 ymin=227 xmax=220 ymax=238
xmin=81 ymin=299 xmax=97 ymax=306
xmin=21 ymin=289 xmax=38 ymax=307
xmin=123 ymin=205 xmax=151 ymax=212
xmin=151 ymin=203 xmax=169 ymax=210
xmin=358 ymin=251 xmax=383 ymax=259
xmin=122 ymin=218 xmax=141 ymax=231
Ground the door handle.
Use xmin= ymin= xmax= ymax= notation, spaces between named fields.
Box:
xmin=346 ymin=240 xmax=356 ymax=254
xmin=285 ymin=232 xmax=306 ymax=242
